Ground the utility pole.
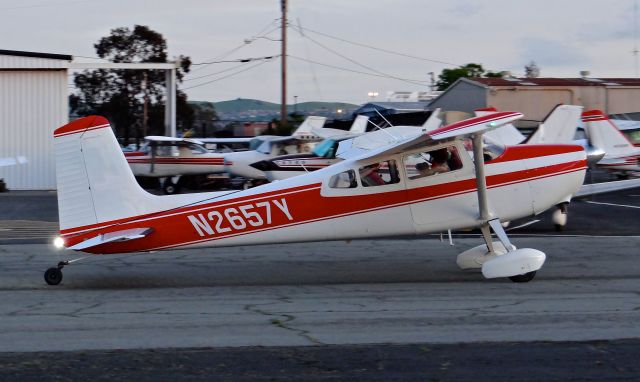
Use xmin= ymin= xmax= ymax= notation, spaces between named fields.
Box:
xmin=142 ymin=70 xmax=149 ymax=138
xmin=280 ymin=0 xmax=288 ymax=127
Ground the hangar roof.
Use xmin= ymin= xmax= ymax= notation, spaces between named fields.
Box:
xmin=468 ymin=77 xmax=640 ymax=87
xmin=0 ymin=49 xmax=72 ymax=61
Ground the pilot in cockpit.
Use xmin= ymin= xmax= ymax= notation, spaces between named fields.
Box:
xmin=416 ymin=148 xmax=451 ymax=176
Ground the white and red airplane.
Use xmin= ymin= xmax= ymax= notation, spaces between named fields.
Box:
xmin=125 ymin=136 xmax=228 ymax=194
xmin=582 ymin=110 xmax=640 ymax=177
xmin=46 ymin=111 xmax=589 ymax=285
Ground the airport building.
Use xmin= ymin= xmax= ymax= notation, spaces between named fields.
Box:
xmin=0 ymin=49 xmax=179 ymax=190
xmin=429 ymin=77 xmax=640 ymax=123
xmin=0 ymin=50 xmax=71 ymax=190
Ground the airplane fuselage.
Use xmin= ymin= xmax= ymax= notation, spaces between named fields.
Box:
xmin=61 ymin=142 xmax=586 ymax=255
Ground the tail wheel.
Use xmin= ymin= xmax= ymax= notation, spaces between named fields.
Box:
xmin=509 ymin=271 xmax=536 ymax=283
xmin=44 ymin=267 xmax=63 ymax=285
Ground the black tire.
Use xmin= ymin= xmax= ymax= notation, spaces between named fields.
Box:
xmin=554 ymin=224 xmax=564 ymax=232
xmin=44 ymin=267 xmax=63 ymax=285
xmin=162 ymin=180 xmax=181 ymax=195
xmin=509 ymin=271 xmax=536 ymax=283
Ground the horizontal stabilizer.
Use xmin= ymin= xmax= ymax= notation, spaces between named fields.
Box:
xmin=575 ymin=178 xmax=640 ymax=198
xmin=68 ymin=227 xmax=154 ymax=250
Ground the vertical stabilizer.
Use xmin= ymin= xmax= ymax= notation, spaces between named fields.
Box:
xmin=582 ymin=110 xmax=638 ymax=158
xmin=53 ymin=116 xmax=156 ymax=232
xmin=421 ymin=108 xmax=442 ymax=132
xmin=348 ymin=115 xmax=369 ymax=134
xmin=291 ymin=116 xmax=327 ymax=139
xmin=527 ymin=105 xmax=582 ymax=144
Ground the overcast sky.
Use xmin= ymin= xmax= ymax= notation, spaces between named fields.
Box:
xmin=1 ymin=0 xmax=638 ymax=105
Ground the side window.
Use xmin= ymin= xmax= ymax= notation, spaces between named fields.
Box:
xmin=359 ymin=160 xmax=400 ymax=187
xmin=156 ymin=146 xmax=178 ymax=157
xmin=405 ymin=146 xmax=462 ymax=180
xmin=329 ymin=170 xmax=357 ymax=188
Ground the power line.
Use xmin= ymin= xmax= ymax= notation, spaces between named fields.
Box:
xmin=189 ymin=20 xmax=280 ymax=73
xmin=289 ymin=24 xmax=427 ymax=87
xmin=288 ymin=55 xmax=429 ymax=85
xmin=292 ymin=24 xmax=460 ymax=67
xmin=181 ymin=58 xmax=276 ymax=90
xmin=191 ymin=55 xmax=278 ymax=66
xmin=183 ymin=62 xmax=251 ymax=82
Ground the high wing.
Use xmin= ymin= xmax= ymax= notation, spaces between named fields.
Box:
xmin=476 ymin=107 xmax=526 ymax=146
xmin=339 ymin=111 xmax=523 ymax=162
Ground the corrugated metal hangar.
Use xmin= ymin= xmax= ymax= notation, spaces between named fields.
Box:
xmin=0 ymin=49 xmax=179 ymax=190
xmin=0 ymin=50 xmax=70 ymax=190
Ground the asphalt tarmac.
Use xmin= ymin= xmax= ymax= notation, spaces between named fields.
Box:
xmin=0 ymin=183 xmax=638 ymax=380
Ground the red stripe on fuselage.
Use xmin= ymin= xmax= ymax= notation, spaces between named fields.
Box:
xmin=60 ymin=183 xmax=322 ymax=236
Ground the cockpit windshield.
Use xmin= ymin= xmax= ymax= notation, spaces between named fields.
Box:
xmin=256 ymin=140 xmax=272 ymax=154
xmin=312 ymin=139 xmax=337 ymax=158
xmin=462 ymin=138 xmax=505 ymax=162
xmin=249 ymin=138 xmax=265 ymax=151
xmin=483 ymin=142 xmax=506 ymax=161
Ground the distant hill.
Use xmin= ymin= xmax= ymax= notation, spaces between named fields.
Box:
xmin=190 ymin=98 xmax=358 ymax=114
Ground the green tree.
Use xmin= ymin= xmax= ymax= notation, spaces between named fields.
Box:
xmin=70 ymin=25 xmax=193 ymax=143
xmin=435 ymin=63 xmax=504 ymax=90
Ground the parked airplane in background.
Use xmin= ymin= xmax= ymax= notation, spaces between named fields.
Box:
xmin=223 ymin=115 xmax=368 ymax=182
xmin=125 ymin=136 xmax=227 ymax=194
xmin=48 ymin=112 xmax=588 ymax=285
xmin=582 ymin=110 xmax=640 ymax=178
xmin=124 ymin=116 xmax=330 ymax=193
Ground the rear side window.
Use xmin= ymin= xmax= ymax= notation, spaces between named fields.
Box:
xmin=329 ymin=170 xmax=357 ymax=188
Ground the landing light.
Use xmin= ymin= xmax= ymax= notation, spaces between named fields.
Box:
xmin=53 ymin=236 xmax=65 ymax=249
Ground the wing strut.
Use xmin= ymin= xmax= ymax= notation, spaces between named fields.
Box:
xmin=471 ymin=133 xmax=512 ymax=253
xmin=460 ymin=132 xmax=545 ymax=281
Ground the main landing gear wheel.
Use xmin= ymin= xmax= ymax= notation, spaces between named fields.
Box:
xmin=162 ymin=179 xmax=181 ymax=195
xmin=44 ymin=261 xmax=67 ymax=286
xmin=508 ymin=271 xmax=536 ymax=283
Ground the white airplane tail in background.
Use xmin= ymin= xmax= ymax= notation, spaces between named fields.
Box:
xmin=582 ymin=110 xmax=638 ymax=158
xmin=526 ymin=105 xmax=582 ymax=144
xmin=348 ymin=115 xmax=369 ymax=134
xmin=291 ymin=116 xmax=327 ymax=139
